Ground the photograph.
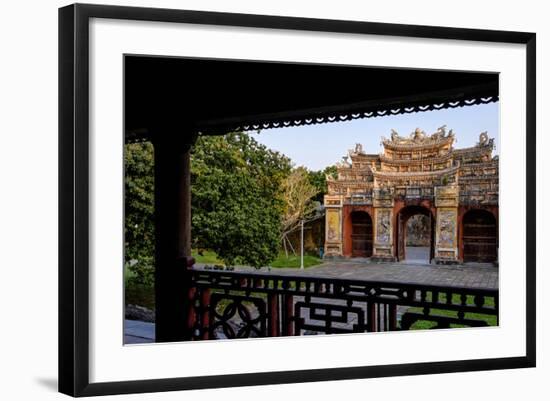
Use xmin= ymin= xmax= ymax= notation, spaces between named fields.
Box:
xmin=55 ymin=3 xmax=536 ymax=396
xmin=123 ymin=56 xmax=500 ymax=344
xmin=2 ymin=0 xmax=546 ymax=400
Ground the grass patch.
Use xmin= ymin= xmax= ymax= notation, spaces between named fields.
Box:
xmin=123 ymin=249 xmax=321 ymax=310
xmin=405 ymin=309 xmax=497 ymax=330
xmin=269 ymin=254 xmax=322 ymax=268
xmin=191 ymin=249 xmax=323 ymax=269
xmin=404 ymin=291 xmax=497 ymax=330
xmin=423 ymin=292 xmax=495 ymax=307
xmin=125 ymin=282 xmax=154 ymax=309
xmin=192 ymin=249 xmax=224 ymax=265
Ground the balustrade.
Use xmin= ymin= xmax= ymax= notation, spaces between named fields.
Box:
xmin=185 ymin=268 xmax=498 ymax=340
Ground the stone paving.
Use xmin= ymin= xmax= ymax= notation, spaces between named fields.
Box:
xmin=229 ymin=258 xmax=499 ymax=290
xmin=124 ymin=319 xmax=155 ymax=344
xmin=403 ymin=246 xmax=431 ymax=264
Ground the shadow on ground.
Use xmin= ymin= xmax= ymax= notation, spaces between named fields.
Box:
xmin=35 ymin=377 xmax=57 ymax=392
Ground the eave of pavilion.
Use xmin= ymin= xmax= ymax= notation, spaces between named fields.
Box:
xmin=336 ymin=164 xmax=375 ymax=173
xmin=192 ymin=95 xmax=497 ymax=138
xmin=379 ymin=152 xmax=453 ymax=165
xmin=125 ymin=55 xmax=499 ymax=143
xmin=349 ymin=153 xmax=380 ymax=161
xmin=458 ymin=175 xmax=499 ymax=182
xmin=372 ymin=164 xmax=459 ymax=179
xmin=381 ymin=135 xmax=454 ymax=151
xmin=329 ymin=180 xmax=373 ymax=186
xmin=452 ymin=144 xmax=494 ymax=155
xmin=458 ymin=160 xmax=499 ymax=168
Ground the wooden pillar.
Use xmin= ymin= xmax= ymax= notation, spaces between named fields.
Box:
xmin=282 ymin=294 xmax=294 ymax=336
xmin=367 ymin=302 xmax=377 ymax=332
xmin=388 ymin=304 xmax=397 ymax=331
xmin=153 ymin=132 xmax=197 ymax=342
xmin=268 ymin=294 xmax=280 ymax=337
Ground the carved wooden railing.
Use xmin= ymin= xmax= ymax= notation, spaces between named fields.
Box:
xmin=185 ymin=268 xmax=498 ymax=340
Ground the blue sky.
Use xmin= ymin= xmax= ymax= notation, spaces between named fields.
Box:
xmin=251 ymin=102 xmax=499 ymax=171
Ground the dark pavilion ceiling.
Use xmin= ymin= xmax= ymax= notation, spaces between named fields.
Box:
xmin=124 ymin=55 xmax=498 ymax=142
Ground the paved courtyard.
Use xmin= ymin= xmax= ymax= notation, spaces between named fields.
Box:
xmin=124 ymin=319 xmax=155 ymax=344
xmin=230 ymin=258 xmax=499 ymax=290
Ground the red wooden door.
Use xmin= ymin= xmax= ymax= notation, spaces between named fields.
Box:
xmin=351 ymin=212 xmax=373 ymax=257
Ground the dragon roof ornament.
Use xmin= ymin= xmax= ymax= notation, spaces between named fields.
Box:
xmin=335 ymin=155 xmax=352 ymax=168
xmin=381 ymin=125 xmax=455 ymax=148
xmin=477 ymin=131 xmax=495 ymax=149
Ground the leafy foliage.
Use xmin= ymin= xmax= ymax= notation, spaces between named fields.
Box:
xmin=191 ymin=133 xmax=291 ymax=268
xmin=308 ymin=165 xmax=337 ymax=203
xmin=125 ymin=142 xmax=155 ymax=285
xmin=124 ymin=133 xmax=336 ymax=278
xmin=280 ymin=167 xmax=320 ymax=255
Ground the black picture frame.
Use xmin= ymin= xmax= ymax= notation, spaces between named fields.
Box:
xmin=59 ymin=3 xmax=536 ymax=397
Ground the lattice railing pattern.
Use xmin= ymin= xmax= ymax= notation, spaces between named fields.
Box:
xmin=185 ymin=269 xmax=498 ymax=340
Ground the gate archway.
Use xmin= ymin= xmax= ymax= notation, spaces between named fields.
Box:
xmin=462 ymin=209 xmax=497 ymax=263
xmin=350 ymin=211 xmax=373 ymax=257
xmin=396 ymin=205 xmax=434 ymax=263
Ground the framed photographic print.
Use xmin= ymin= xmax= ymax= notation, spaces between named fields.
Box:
xmin=58 ymin=3 xmax=536 ymax=397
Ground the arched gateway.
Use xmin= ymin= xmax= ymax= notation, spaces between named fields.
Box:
xmin=396 ymin=205 xmax=434 ymax=263
xmin=324 ymin=127 xmax=498 ymax=264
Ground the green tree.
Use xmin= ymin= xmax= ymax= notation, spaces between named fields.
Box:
xmin=280 ymin=167 xmax=320 ymax=256
xmin=191 ymin=132 xmax=291 ymax=268
xmin=125 ymin=132 xmax=292 ymax=273
xmin=308 ymin=165 xmax=338 ymax=203
xmin=124 ymin=142 xmax=155 ymax=285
